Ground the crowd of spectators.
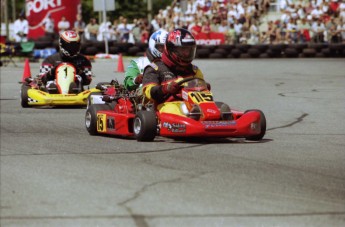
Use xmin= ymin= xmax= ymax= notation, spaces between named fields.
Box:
xmin=264 ymin=0 xmax=345 ymax=44
xmin=8 ymin=0 xmax=345 ymax=46
xmin=78 ymin=0 xmax=345 ymax=45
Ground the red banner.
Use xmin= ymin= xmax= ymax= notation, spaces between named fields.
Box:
xmin=194 ymin=32 xmax=225 ymax=45
xmin=26 ymin=0 xmax=80 ymax=39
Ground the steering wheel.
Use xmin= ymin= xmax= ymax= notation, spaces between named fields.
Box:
xmin=170 ymin=77 xmax=205 ymax=100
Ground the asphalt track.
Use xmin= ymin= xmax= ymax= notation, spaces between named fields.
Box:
xmin=1 ymin=58 xmax=345 ymax=227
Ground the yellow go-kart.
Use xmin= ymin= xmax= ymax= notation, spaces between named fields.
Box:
xmin=20 ymin=62 xmax=100 ymax=108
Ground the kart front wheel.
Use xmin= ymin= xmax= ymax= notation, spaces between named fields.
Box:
xmin=20 ymin=85 xmax=30 ymax=108
xmin=133 ymin=110 xmax=157 ymax=142
xmin=245 ymin=109 xmax=266 ymax=141
xmin=85 ymin=104 xmax=112 ymax=135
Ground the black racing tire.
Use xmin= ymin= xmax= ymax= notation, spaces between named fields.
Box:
xmin=196 ymin=48 xmax=210 ymax=58
xmin=209 ymin=53 xmax=224 ymax=58
xmin=308 ymin=43 xmax=326 ymax=52
xmin=85 ymin=104 xmax=112 ymax=135
xmin=240 ymin=53 xmax=251 ymax=58
xmin=133 ymin=110 xmax=157 ymax=141
xmin=302 ymin=48 xmax=316 ymax=57
xmin=231 ymin=49 xmax=241 ymax=58
xmin=247 ymin=48 xmax=261 ymax=58
xmin=215 ymin=101 xmax=233 ymax=120
xmin=20 ymin=85 xmax=30 ymax=108
xmin=214 ymin=48 xmax=228 ymax=57
xmin=109 ymin=46 xmax=119 ymax=54
xmin=254 ymin=44 xmax=269 ymax=52
xmin=284 ymin=48 xmax=299 ymax=58
xmin=244 ymin=109 xmax=266 ymax=141
xmin=69 ymin=82 xmax=79 ymax=94
xmin=127 ymin=46 xmax=140 ymax=56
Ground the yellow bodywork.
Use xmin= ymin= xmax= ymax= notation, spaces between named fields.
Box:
xmin=157 ymin=101 xmax=186 ymax=117
xmin=26 ymin=88 xmax=100 ymax=106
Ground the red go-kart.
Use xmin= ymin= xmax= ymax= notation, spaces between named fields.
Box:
xmin=85 ymin=78 xmax=266 ymax=141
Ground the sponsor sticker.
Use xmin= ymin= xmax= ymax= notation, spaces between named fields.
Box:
xmin=107 ymin=117 xmax=115 ymax=130
xmin=162 ymin=122 xmax=186 ymax=133
xmin=202 ymin=121 xmax=236 ymax=128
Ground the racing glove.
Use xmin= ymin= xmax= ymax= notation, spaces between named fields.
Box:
xmin=134 ymin=74 xmax=143 ymax=85
xmin=161 ymin=81 xmax=180 ymax=95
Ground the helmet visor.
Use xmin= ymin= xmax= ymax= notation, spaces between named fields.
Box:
xmin=66 ymin=42 xmax=81 ymax=56
xmin=171 ymin=45 xmax=196 ymax=63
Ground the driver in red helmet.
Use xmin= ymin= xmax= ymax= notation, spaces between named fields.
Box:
xmin=38 ymin=30 xmax=92 ymax=93
xmin=142 ymin=28 xmax=204 ymax=104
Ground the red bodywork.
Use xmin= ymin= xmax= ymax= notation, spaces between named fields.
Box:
xmin=91 ymin=78 xmax=265 ymax=140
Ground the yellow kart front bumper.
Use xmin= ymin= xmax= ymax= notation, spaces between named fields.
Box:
xmin=24 ymin=87 xmax=100 ymax=106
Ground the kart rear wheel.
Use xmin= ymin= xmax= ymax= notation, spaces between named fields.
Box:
xmin=85 ymin=104 xmax=112 ymax=135
xmin=20 ymin=85 xmax=30 ymax=108
xmin=133 ymin=110 xmax=157 ymax=141
xmin=244 ymin=109 xmax=266 ymax=141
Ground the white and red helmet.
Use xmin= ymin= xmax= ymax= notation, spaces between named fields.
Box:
xmin=59 ymin=30 xmax=81 ymax=57
xmin=164 ymin=28 xmax=196 ymax=66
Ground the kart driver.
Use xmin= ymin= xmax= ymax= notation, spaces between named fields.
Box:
xmin=123 ymin=29 xmax=168 ymax=91
xmin=142 ymin=28 xmax=204 ymax=104
xmin=38 ymin=30 xmax=92 ymax=93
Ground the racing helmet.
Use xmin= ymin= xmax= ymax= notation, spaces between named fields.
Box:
xmin=148 ymin=29 xmax=168 ymax=59
xmin=59 ymin=30 xmax=81 ymax=58
xmin=164 ymin=28 xmax=196 ymax=66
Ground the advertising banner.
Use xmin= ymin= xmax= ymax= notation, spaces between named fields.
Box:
xmin=26 ymin=0 xmax=81 ymax=39
xmin=194 ymin=32 xmax=226 ymax=45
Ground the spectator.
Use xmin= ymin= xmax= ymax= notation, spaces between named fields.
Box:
xmin=226 ymin=23 xmax=236 ymax=44
xmin=57 ymin=16 xmax=70 ymax=33
xmin=43 ymin=13 xmax=55 ymax=40
xmin=312 ymin=18 xmax=326 ymax=42
xmin=218 ymin=19 xmax=229 ymax=34
xmin=234 ymin=19 xmax=243 ymax=43
xmin=338 ymin=19 xmax=345 ymax=42
xmin=249 ymin=20 xmax=260 ymax=44
xmin=98 ymin=19 xmax=113 ymax=41
xmin=131 ymin=19 xmax=143 ymax=43
xmin=85 ymin=18 xmax=99 ymax=41
xmin=339 ymin=5 xmax=345 ymax=21
xmin=13 ymin=14 xmax=28 ymax=42
xmin=286 ymin=18 xmax=299 ymax=43
xmin=188 ymin=16 xmax=202 ymax=36
xmin=329 ymin=0 xmax=340 ymax=16
xmin=311 ymin=6 xmax=323 ymax=20
xmin=74 ymin=14 xmax=86 ymax=42
xmin=328 ymin=23 xmax=341 ymax=42
xmin=201 ymin=19 xmax=212 ymax=34
xmin=112 ymin=19 xmax=121 ymax=42
xmin=298 ymin=17 xmax=312 ymax=43
xmin=117 ymin=18 xmax=131 ymax=43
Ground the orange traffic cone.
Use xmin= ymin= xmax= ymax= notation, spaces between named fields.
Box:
xmin=22 ymin=58 xmax=32 ymax=83
xmin=116 ymin=53 xmax=124 ymax=72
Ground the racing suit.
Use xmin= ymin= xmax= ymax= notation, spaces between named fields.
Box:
xmin=142 ymin=60 xmax=204 ymax=104
xmin=123 ymin=50 xmax=156 ymax=91
xmin=39 ymin=52 xmax=92 ymax=86
xmin=123 ymin=56 xmax=150 ymax=91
